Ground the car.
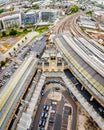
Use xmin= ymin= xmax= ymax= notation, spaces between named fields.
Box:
xmin=41 ymin=92 xmax=44 ymax=96
xmin=42 ymin=120 xmax=46 ymax=127
xmin=41 ymin=112 xmax=45 ymax=118
xmin=41 ymin=112 xmax=48 ymax=119
xmin=39 ymin=119 xmax=46 ymax=127
xmin=51 ymin=101 xmax=57 ymax=105
xmin=13 ymin=65 xmax=18 ymax=69
xmin=11 ymin=69 xmax=15 ymax=73
xmin=51 ymin=110 xmax=55 ymax=114
xmin=39 ymin=120 xmax=43 ymax=126
xmin=52 ymin=80 xmax=59 ymax=83
xmin=60 ymin=82 xmax=64 ymax=86
xmin=0 ymin=78 xmax=3 ymax=82
xmin=98 ymin=107 xmax=104 ymax=113
xmin=55 ymin=87 xmax=60 ymax=91
xmin=49 ymin=119 xmax=54 ymax=123
xmin=2 ymin=80 xmax=6 ymax=84
xmin=44 ymin=105 xmax=49 ymax=111
xmin=44 ymin=112 xmax=48 ymax=118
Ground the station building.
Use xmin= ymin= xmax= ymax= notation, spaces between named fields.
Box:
xmin=77 ymin=15 xmax=97 ymax=29
xmin=41 ymin=49 xmax=64 ymax=72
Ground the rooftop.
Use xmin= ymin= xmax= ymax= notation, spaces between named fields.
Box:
xmin=2 ymin=13 xmax=20 ymax=21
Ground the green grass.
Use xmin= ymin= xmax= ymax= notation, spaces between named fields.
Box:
xmin=70 ymin=5 xmax=79 ymax=14
xmin=86 ymin=11 xmax=93 ymax=17
xmin=0 ymin=25 xmax=49 ymax=40
xmin=0 ymin=28 xmax=32 ymax=38
xmin=30 ymin=35 xmax=38 ymax=42
xmin=35 ymin=26 xmax=49 ymax=34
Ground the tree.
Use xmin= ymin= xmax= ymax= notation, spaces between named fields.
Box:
xmin=33 ymin=4 xmax=40 ymax=9
xmin=18 ymin=43 xmax=20 ymax=47
xmin=25 ymin=37 xmax=27 ymax=40
xmin=5 ymin=57 xmax=9 ymax=62
xmin=0 ymin=60 xmax=5 ymax=66
xmin=9 ymin=29 xmax=17 ymax=36
xmin=86 ymin=11 xmax=93 ymax=17
xmin=13 ymin=48 xmax=16 ymax=51
xmin=23 ymin=4 xmax=29 ymax=8
xmin=9 ymin=52 xmax=12 ymax=57
xmin=2 ymin=31 xmax=6 ymax=37
xmin=70 ymin=5 xmax=79 ymax=14
xmin=22 ymin=40 xmax=24 ymax=43
xmin=0 ymin=9 xmax=4 ymax=14
xmin=23 ymin=28 xmax=27 ymax=32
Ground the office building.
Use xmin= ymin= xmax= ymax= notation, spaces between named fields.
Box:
xmin=24 ymin=10 xmax=39 ymax=25
xmin=2 ymin=13 xmax=23 ymax=29
xmin=40 ymin=9 xmax=59 ymax=23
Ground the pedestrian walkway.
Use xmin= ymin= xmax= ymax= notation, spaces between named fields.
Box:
xmin=2 ymin=31 xmax=39 ymax=59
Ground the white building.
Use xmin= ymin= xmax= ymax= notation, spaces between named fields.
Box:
xmin=77 ymin=16 xmax=97 ymax=29
xmin=1 ymin=13 xmax=23 ymax=29
xmin=93 ymin=10 xmax=104 ymax=22
xmin=91 ymin=0 xmax=104 ymax=5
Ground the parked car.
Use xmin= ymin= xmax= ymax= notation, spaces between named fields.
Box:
xmin=44 ymin=105 xmax=49 ymax=111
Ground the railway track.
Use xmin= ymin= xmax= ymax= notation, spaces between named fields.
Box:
xmin=53 ymin=36 xmax=104 ymax=99
xmin=54 ymin=12 xmax=104 ymax=77
xmin=56 ymin=12 xmax=104 ymax=54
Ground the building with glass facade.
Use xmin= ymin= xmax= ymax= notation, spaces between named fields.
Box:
xmin=40 ymin=9 xmax=59 ymax=23
xmin=24 ymin=10 xmax=39 ymax=25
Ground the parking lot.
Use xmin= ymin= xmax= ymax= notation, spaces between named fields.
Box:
xmin=32 ymin=81 xmax=77 ymax=130
xmin=0 ymin=60 xmax=21 ymax=89
xmin=0 ymin=34 xmax=47 ymax=89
